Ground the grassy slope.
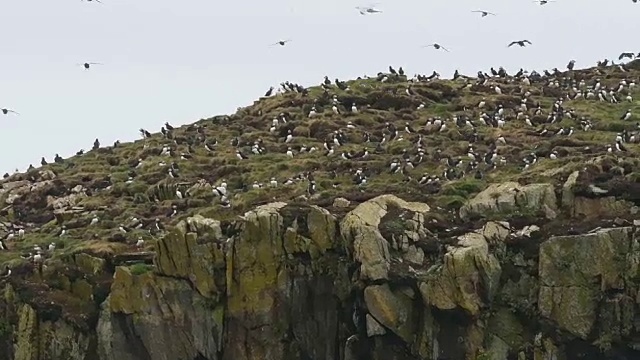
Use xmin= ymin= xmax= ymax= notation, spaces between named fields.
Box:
xmin=1 ymin=61 xmax=640 ymax=267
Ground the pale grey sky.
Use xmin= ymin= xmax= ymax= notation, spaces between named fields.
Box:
xmin=0 ymin=0 xmax=638 ymax=173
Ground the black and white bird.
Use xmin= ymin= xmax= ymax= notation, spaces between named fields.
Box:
xmin=355 ymin=5 xmax=382 ymax=15
xmin=79 ymin=62 xmax=103 ymax=70
xmin=472 ymin=10 xmax=495 ymax=17
xmin=236 ymin=150 xmax=248 ymax=160
xmin=423 ymin=43 xmax=450 ymax=52
xmin=621 ymin=109 xmax=632 ymax=121
xmin=508 ymin=40 xmax=532 ymax=47
xmin=0 ymin=266 xmax=10 ymax=278
xmin=1 ymin=108 xmax=19 ymax=115
xmin=619 ymin=52 xmax=636 ymax=61
xmin=271 ymin=39 xmax=292 ymax=47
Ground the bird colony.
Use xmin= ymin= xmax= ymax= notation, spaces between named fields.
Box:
xmin=0 ymin=1 xmax=640 ymax=275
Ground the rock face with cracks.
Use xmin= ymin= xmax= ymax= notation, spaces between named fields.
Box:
xmin=3 ymin=192 xmax=640 ymax=360
xmin=3 ymin=61 xmax=640 ymax=359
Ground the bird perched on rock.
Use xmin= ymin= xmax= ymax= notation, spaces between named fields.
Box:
xmin=508 ymin=40 xmax=532 ymax=48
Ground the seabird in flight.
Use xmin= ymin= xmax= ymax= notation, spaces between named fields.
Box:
xmin=1 ymin=108 xmax=19 ymax=115
xmin=472 ymin=10 xmax=496 ymax=17
xmin=423 ymin=43 xmax=450 ymax=52
xmin=79 ymin=62 xmax=103 ymax=70
xmin=270 ymin=39 xmax=292 ymax=47
xmin=508 ymin=40 xmax=532 ymax=48
xmin=619 ymin=52 xmax=636 ymax=61
xmin=355 ymin=5 xmax=382 ymax=15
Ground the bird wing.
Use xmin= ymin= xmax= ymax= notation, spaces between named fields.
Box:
xmin=524 ymin=40 xmax=532 ymax=44
xmin=507 ymin=41 xmax=517 ymax=47
xmin=441 ymin=46 xmax=450 ymax=52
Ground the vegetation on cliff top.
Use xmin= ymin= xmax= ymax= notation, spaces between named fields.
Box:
xmin=0 ymin=59 xmax=639 ymax=270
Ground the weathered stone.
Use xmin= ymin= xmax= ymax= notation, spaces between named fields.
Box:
xmin=538 ymin=227 xmax=636 ymax=339
xmin=341 ymin=194 xmax=430 ymax=281
xmin=332 ymin=197 xmax=351 ymax=208
xmin=364 ymin=284 xmax=415 ymax=342
xmin=419 ymin=231 xmax=502 ymax=316
xmin=366 ymin=314 xmax=386 ymax=337
xmin=459 ymin=182 xmax=557 ymax=221
xmin=154 ymin=215 xmax=226 ymax=298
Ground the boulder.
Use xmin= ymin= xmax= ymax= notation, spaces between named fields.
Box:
xmin=538 ymin=227 xmax=637 ymax=339
xmin=419 ymin=231 xmax=502 ymax=316
xmin=340 ymin=194 xmax=431 ymax=281
xmin=459 ymin=182 xmax=557 ymax=221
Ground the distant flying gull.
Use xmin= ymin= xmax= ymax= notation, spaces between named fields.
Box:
xmin=508 ymin=40 xmax=532 ymax=48
xmin=270 ymin=39 xmax=292 ymax=47
xmin=423 ymin=43 xmax=449 ymax=52
xmin=355 ymin=5 xmax=382 ymax=15
xmin=78 ymin=62 xmax=103 ymax=70
xmin=472 ymin=10 xmax=496 ymax=17
xmin=1 ymin=108 xmax=19 ymax=115
xmin=82 ymin=0 xmax=104 ymax=3
xmin=533 ymin=0 xmax=555 ymax=4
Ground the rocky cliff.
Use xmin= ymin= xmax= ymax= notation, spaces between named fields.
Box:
xmin=2 ymin=190 xmax=640 ymax=360
xmin=1 ymin=60 xmax=640 ymax=359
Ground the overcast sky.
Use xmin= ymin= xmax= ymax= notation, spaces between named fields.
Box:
xmin=0 ymin=0 xmax=637 ymax=173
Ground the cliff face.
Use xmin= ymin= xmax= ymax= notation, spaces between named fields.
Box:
xmin=3 ymin=189 xmax=640 ymax=360
xmin=2 ymin=60 xmax=640 ymax=359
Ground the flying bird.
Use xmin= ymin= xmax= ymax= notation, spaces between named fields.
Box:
xmin=78 ymin=62 xmax=103 ymax=70
xmin=355 ymin=5 xmax=382 ymax=15
xmin=1 ymin=108 xmax=19 ymax=115
xmin=270 ymin=39 xmax=292 ymax=47
xmin=533 ymin=0 xmax=555 ymax=4
xmin=508 ymin=40 xmax=532 ymax=47
xmin=423 ymin=43 xmax=450 ymax=52
xmin=619 ymin=52 xmax=636 ymax=60
xmin=81 ymin=0 xmax=103 ymax=3
xmin=472 ymin=10 xmax=496 ymax=17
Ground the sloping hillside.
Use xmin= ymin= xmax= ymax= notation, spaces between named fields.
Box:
xmin=1 ymin=60 xmax=640 ymax=360
xmin=2 ymin=61 xmax=640 ymax=262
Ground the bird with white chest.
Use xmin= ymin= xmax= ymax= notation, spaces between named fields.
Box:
xmin=284 ymin=130 xmax=293 ymax=143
